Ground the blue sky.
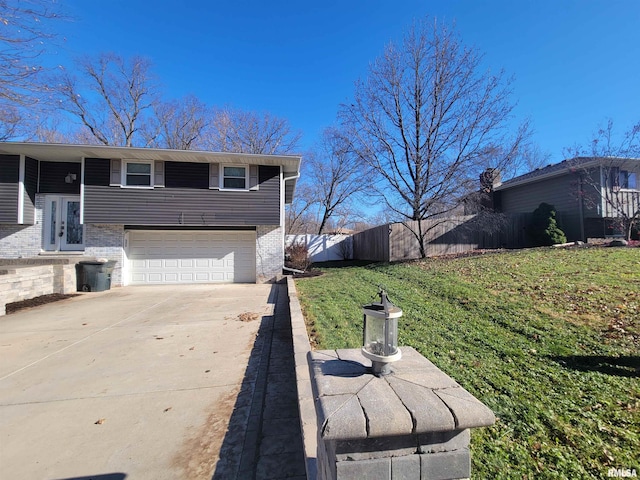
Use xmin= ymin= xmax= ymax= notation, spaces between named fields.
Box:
xmin=52 ymin=0 xmax=639 ymax=162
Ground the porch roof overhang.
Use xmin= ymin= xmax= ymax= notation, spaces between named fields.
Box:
xmin=0 ymin=142 xmax=302 ymax=203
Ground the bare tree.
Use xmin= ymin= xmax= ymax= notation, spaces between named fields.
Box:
xmin=570 ymin=120 xmax=640 ymax=240
xmin=339 ymin=18 xmax=528 ymax=257
xmin=143 ymin=95 xmax=210 ymax=150
xmin=506 ymin=142 xmax=552 ymax=178
xmin=0 ymin=0 xmax=64 ymax=140
xmin=28 ymin=111 xmax=72 ymax=142
xmin=204 ymin=107 xmax=301 ymax=154
xmin=57 ymin=53 xmax=158 ymax=147
xmin=305 ymin=128 xmax=369 ymax=234
xmin=590 ymin=119 xmax=639 ymax=158
xmin=0 ymin=105 xmax=23 ymax=141
xmin=325 ymin=203 xmax=368 ymax=233
xmin=0 ymin=0 xmax=62 ymax=104
xmin=285 ymin=182 xmax=316 ymax=234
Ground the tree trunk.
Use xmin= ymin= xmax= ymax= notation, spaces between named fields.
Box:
xmin=416 ymin=218 xmax=427 ymax=258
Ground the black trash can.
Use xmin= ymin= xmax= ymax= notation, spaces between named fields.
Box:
xmin=76 ymin=260 xmax=116 ymax=292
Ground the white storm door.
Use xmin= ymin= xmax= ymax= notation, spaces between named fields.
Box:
xmin=60 ymin=197 xmax=84 ymax=250
xmin=44 ymin=196 xmax=84 ymax=251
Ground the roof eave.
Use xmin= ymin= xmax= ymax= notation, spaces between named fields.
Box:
xmin=495 ymin=157 xmax=640 ymax=191
xmin=0 ymin=142 xmax=302 ymax=171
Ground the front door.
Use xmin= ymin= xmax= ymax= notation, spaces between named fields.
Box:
xmin=44 ymin=196 xmax=84 ymax=251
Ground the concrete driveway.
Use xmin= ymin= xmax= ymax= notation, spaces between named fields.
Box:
xmin=0 ymin=284 xmax=275 ymax=480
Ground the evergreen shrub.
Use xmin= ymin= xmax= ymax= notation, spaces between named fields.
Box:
xmin=530 ymin=202 xmax=567 ymax=246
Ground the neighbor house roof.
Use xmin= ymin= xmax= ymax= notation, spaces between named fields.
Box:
xmin=495 ymin=156 xmax=640 ymax=191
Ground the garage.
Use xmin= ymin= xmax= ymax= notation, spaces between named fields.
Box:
xmin=127 ymin=230 xmax=256 ymax=284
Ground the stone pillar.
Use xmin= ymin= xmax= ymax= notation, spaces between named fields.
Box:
xmin=53 ymin=264 xmax=78 ymax=294
xmin=310 ymin=347 xmax=495 ymax=480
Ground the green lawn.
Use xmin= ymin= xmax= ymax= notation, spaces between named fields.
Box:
xmin=295 ymin=247 xmax=639 ymax=479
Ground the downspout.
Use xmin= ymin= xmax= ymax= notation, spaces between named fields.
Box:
xmin=281 ymin=171 xmax=301 ymax=228
xmin=80 ymin=157 xmax=85 ymax=225
xmin=599 ymin=163 xmax=606 ymax=237
xmin=578 ymin=173 xmax=585 ymax=241
xmin=283 ymin=266 xmax=305 ymax=275
xmin=283 ymin=172 xmax=300 ymax=183
xmin=281 ymin=171 xmax=301 ymax=272
xmin=17 ymin=154 xmax=25 ymax=224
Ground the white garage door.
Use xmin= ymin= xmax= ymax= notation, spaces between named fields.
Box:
xmin=127 ymin=230 xmax=256 ymax=284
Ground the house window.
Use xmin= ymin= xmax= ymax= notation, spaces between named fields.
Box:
xmin=222 ymin=166 xmax=247 ymax=189
xmin=610 ymin=167 xmax=637 ymax=190
xmin=123 ymin=161 xmax=153 ymax=187
xmin=621 ymin=170 xmax=636 ymax=189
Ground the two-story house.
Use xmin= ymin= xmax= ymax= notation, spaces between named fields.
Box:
xmin=0 ymin=142 xmax=301 ymax=285
xmin=493 ymin=156 xmax=640 ymax=241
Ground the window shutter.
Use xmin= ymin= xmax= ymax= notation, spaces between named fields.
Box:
xmin=249 ymin=165 xmax=259 ymax=190
xmin=154 ymin=160 xmax=164 ymax=187
xmin=209 ymin=163 xmax=220 ymax=189
xmin=110 ymin=159 xmax=121 ymax=186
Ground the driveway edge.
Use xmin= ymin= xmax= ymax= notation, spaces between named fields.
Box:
xmin=287 ymin=277 xmax=317 ymax=480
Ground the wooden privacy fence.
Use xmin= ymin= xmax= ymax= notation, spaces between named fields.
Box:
xmin=352 ymin=224 xmax=391 ymax=262
xmin=353 ymin=213 xmax=533 ymax=262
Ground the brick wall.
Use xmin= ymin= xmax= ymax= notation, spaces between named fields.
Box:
xmin=256 ymin=225 xmax=284 ymax=283
xmin=84 ymin=224 xmax=125 ymax=286
xmin=0 ymin=224 xmax=42 ymax=257
xmin=0 ymin=264 xmax=76 ymax=316
xmin=0 ymin=195 xmax=44 ymax=258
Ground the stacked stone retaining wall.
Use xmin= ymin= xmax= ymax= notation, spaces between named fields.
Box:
xmin=0 ymin=264 xmax=77 ymax=316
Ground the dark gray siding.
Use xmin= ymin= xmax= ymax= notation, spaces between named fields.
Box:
xmin=39 ymin=161 xmax=82 ymax=194
xmin=0 ymin=155 xmax=19 ymax=223
xmin=0 ymin=155 xmax=19 ymax=182
xmin=499 ymin=173 xmax=583 ymax=241
xmin=84 ymin=158 xmax=110 ymax=186
xmin=500 ymin=174 xmax=581 ymax=214
xmin=165 ymin=161 xmax=209 ymax=189
xmin=22 ymin=157 xmax=38 ymax=224
xmin=84 ymin=164 xmax=281 ymax=226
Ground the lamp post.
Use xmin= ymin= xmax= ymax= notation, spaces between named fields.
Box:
xmin=361 ymin=288 xmax=402 ymax=376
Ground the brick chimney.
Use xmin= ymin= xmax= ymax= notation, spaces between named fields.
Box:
xmin=480 ymin=168 xmax=502 ymax=192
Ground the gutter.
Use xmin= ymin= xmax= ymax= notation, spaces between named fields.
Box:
xmin=497 ymin=156 xmax=640 ymax=191
xmin=283 ymin=171 xmax=301 ymax=203
xmin=283 ymin=172 xmax=300 ymax=182
xmin=495 ymin=158 xmax=600 ymax=191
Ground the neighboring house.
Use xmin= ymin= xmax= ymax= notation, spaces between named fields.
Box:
xmin=493 ymin=157 xmax=640 ymax=241
xmin=0 ymin=142 xmax=301 ymax=285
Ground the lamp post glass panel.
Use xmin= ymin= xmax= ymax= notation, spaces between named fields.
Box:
xmin=362 ymin=289 xmax=402 ymax=376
